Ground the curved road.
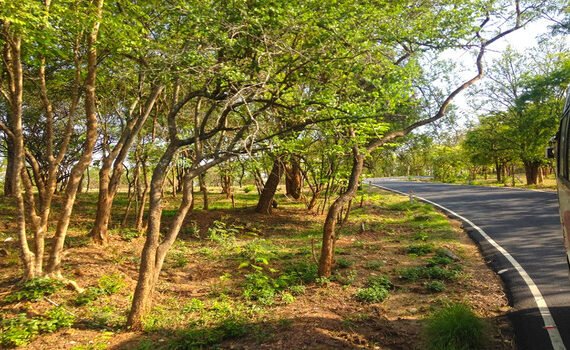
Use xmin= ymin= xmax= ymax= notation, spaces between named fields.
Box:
xmin=367 ymin=179 xmax=570 ymax=350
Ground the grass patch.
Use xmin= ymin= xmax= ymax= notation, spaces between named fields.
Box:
xmin=424 ymin=303 xmax=487 ymax=350
xmin=355 ymin=275 xmax=392 ymax=303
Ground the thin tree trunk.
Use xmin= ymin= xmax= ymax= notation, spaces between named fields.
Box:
xmin=319 ymin=146 xmax=364 ymax=277
xmin=255 ymin=156 xmax=284 ymax=214
xmin=46 ymin=0 xmax=104 ymax=278
xmin=3 ymin=138 xmax=17 ymax=197
xmin=199 ymin=172 xmax=209 ymax=210
xmin=285 ymin=157 xmax=303 ymax=200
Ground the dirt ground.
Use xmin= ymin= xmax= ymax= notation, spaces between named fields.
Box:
xmin=0 ymin=187 xmax=515 ymax=349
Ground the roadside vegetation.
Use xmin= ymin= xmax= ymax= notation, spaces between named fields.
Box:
xmin=0 ymin=186 xmax=513 ymax=349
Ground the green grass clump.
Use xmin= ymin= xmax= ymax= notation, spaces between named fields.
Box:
xmin=400 ymin=266 xmax=460 ymax=282
xmin=364 ymin=260 xmax=384 ymax=270
xmin=74 ymin=273 xmax=126 ymax=306
xmin=335 ymin=257 xmax=353 ymax=268
xmin=425 ymin=280 xmax=446 ymax=293
xmin=0 ymin=307 xmax=75 ymax=347
xmin=407 ymin=244 xmax=434 ymax=256
xmin=283 ymin=260 xmax=318 ymax=284
xmin=4 ymin=278 xmax=64 ymax=303
xmin=355 ymin=275 xmax=392 ymax=303
xmin=424 ymin=303 xmax=487 ymax=350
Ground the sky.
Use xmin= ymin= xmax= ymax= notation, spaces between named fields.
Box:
xmin=434 ymin=16 xmax=570 ymax=134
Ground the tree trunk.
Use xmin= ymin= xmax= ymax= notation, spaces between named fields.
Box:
xmin=285 ymin=157 xmax=303 ymax=200
xmin=524 ymin=161 xmax=540 ymax=185
xmin=3 ymin=138 xmax=17 ymax=197
xmin=221 ymin=174 xmax=232 ymax=199
xmin=199 ymin=172 xmax=208 ymax=210
xmin=46 ymin=0 xmax=104 ymax=277
xmin=89 ymin=85 xmax=162 ymax=244
xmin=318 ymin=147 xmax=364 ymax=277
xmin=255 ymin=156 xmax=284 ymax=214
xmin=90 ymin=161 xmax=113 ymax=244
xmin=128 ymin=146 xmax=194 ymax=330
xmin=3 ymin=30 xmax=36 ymax=279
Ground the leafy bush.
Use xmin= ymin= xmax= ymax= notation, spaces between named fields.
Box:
xmin=0 ymin=307 xmax=75 ymax=348
xmin=74 ymin=273 xmax=125 ymax=306
xmin=172 ymin=317 xmax=248 ymax=348
xmin=4 ymin=278 xmax=64 ymax=303
xmin=74 ymin=287 xmax=104 ymax=306
xmin=208 ymin=220 xmax=240 ymax=249
xmin=407 ymin=244 xmax=434 ymax=256
xmin=288 ymin=285 xmax=306 ymax=296
xmin=283 ymin=261 xmax=318 ymax=284
xmin=333 ymin=270 xmax=358 ymax=286
xmin=238 ymin=239 xmax=276 ymax=270
xmin=280 ymin=291 xmax=295 ymax=304
xmin=243 ymin=185 xmax=255 ymax=193
xmin=424 ymin=303 xmax=487 ymax=350
xmin=355 ymin=275 xmax=392 ymax=303
xmin=364 ymin=260 xmax=384 ymax=270
xmin=98 ymin=273 xmax=125 ymax=295
xmin=425 ymin=281 xmax=446 ymax=293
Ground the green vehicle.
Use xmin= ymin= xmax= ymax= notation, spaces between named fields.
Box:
xmin=554 ymin=86 xmax=570 ymax=268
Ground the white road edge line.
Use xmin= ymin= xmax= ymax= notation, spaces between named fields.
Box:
xmin=369 ymin=183 xmax=566 ymax=350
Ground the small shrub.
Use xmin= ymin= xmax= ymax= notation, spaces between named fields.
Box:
xmin=4 ymin=278 xmax=64 ymax=303
xmin=74 ymin=287 xmax=104 ymax=306
xmin=284 ymin=261 xmax=318 ymax=284
xmin=167 ymin=251 xmax=190 ymax=269
xmin=427 ymin=255 xmax=453 ymax=266
xmin=242 ymin=272 xmax=277 ymax=305
xmin=98 ymin=273 xmax=125 ymax=295
xmin=280 ymin=291 xmax=295 ymax=304
xmin=364 ymin=260 xmax=384 ymax=270
xmin=0 ymin=307 xmax=75 ymax=348
xmin=243 ymin=185 xmax=255 ymax=193
xmin=355 ymin=286 xmax=389 ymax=303
xmin=239 ymin=239 xmax=276 ymax=269
xmin=208 ymin=220 xmax=239 ymax=249
xmin=335 ymin=258 xmax=353 ymax=269
xmin=424 ymin=303 xmax=487 ymax=350
xmin=41 ymin=306 xmax=75 ymax=332
xmin=400 ymin=266 xmax=460 ymax=282
xmin=355 ymin=275 xmax=392 ymax=303
xmin=333 ymin=270 xmax=358 ymax=286
xmin=119 ymin=229 xmax=141 ymax=242
xmin=407 ymin=244 xmax=434 ymax=256
xmin=413 ymin=232 xmax=429 ymax=241
xmin=182 ymin=298 xmax=205 ymax=313
xmin=425 ymin=281 xmax=446 ymax=293
xmin=288 ymin=285 xmax=306 ymax=296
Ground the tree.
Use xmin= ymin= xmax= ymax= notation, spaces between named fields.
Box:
xmin=0 ymin=0 xmax=104 ymax=281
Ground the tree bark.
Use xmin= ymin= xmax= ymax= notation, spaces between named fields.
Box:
xmin=3 ymin=138 xmax=17 ymax=197
xmin=318 ymin=146 xmax=363 ymax=277
xmin=255 ymin=156 xmax=284 ymax=214
xmin=285 ymin=156 xmax=303 ymax=200
xmin=199 ymin=172 xmax=209 ymax=210
xmin=523 ymin=161 xmax=540 ymax=185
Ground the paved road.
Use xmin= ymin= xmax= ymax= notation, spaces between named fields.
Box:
xmin=368 ymin=179 xmax=570 ymax=350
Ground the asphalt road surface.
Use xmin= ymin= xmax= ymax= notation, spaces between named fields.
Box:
xmin=367 ymin=179 xmax=570 ymax=350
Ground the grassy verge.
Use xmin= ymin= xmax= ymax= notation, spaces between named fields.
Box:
xmin=0 ymin=186 xmax=514 ymax=349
